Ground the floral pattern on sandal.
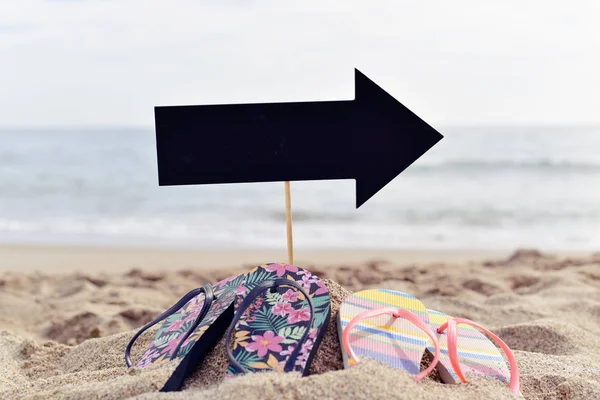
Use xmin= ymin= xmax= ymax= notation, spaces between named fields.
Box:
xmin=136 ymin=274 xmax=245 ymax=367
xmin=226 ymin=264 xmax=331 ymax=377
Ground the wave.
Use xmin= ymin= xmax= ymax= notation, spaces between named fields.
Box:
xmin=0 ymin=215 xmax=598 ymax=250
xmin=263 ymin=207 xmax=600 ymax=226
xmin=267 ymin=210 xmax=358 ymax=223
xmin=413 ymin=159 xmax=600 ymax=173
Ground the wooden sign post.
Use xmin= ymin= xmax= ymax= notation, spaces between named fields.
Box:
xmin=284 ymin=181 xmax=294 ymax=265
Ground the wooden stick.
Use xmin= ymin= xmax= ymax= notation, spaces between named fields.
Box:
xmin=284 ymin=181 xmax=294 ymax=265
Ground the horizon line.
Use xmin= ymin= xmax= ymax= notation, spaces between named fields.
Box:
xmin=1 ymin=122 xmax=600 ymax=131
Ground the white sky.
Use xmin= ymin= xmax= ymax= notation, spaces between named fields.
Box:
xmin=0 ymin=0 xmax=599 ymax=127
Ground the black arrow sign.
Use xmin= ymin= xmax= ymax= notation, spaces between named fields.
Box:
xmin=155 ymin=69 xmax=443 ymax=208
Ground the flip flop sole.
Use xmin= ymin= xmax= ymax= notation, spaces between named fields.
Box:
xmin=426 ymin=309 xmax=511 ymax=384
xmin=226 ymin=264 xmax=331 ymax=376
xmin=137 ymin=274 xmax=245 ymax=368
xmin=337 ymin=289 xmax=431 ymax=375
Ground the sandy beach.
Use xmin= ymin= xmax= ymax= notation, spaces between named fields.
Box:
xmin=1 ymin=246 xmax=599 ymax=399
xmin=0 ymin=245 xmax=515 ymax=273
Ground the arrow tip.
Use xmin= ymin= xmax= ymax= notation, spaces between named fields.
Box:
xmin=351 ymin=68 xmax=443 ymax=209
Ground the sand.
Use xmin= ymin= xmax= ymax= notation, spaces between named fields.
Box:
xmin=0 ymin=244 xmax=511 ymax=273
xmin=1 ymin=247 xmax=599 ymax=399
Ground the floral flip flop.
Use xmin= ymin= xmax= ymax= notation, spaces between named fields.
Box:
xmin=426 ymin=310 xmax=522 ymax=397
xmin=338 ymin=289 xmax=441 ymax=382
xmin=225 ymin=264 xmax=331 ymax=377
xmin=125 ymin=274 xmax=245 ymax=391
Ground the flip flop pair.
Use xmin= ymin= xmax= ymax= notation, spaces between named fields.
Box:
xmin=125 ymin=264 xmax=331 ymax=391
xmin=338 ymin=289 xmax=522 ymax=397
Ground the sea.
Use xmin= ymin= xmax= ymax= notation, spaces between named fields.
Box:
xmin=0 ymin=126 xmax=599 ymax=251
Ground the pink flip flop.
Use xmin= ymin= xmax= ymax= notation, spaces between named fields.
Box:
xmin=337 ymin=289 xmax=441 ymax=382
xmin=427 ymin=309 xmax=522 ymax=397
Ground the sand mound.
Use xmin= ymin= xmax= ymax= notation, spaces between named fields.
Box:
xmin=1 ymin=251 xmax=600 ymax=399
xmin=495 ymin=319 xmax=596 ymax=356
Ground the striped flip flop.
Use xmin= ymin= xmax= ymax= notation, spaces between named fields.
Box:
xmin=125 ymin=273 xmax=245 ymax=391
xmin=225 ymin=264 xmax=331 ymax=377
xmin=426 ymin=310 xmax=522 ymax=397
xmin=337 ymin=289 xmax=440 ymax=382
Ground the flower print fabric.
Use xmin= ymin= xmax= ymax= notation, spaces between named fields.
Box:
xmin=264 ymin=263 xmax=299 ymax=277
xmin=273 ymin=301 xmax=293 ymax=317
xmin=226 ymin=264 xmax=331 ymax=377
xmin=136 ymin=274 xmax=245 ymax=368
xmin=246 ymin=331 xmax=284 ymax=357
xmin=282 ymin=289 xmax=299 ymax=302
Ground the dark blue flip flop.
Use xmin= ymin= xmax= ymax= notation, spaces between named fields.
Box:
xmin=125 ymin=274 xmax=245 ymax=391
xmin=224 ymin=264 xmax=331 ymax=377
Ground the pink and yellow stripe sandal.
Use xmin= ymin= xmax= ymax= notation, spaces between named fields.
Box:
xmin=337 ymin=289 xmax=441 ymax=382
xmin=427 ymin=310 xmax=522 ymax=397
xmin=338 ymin=290 xmax=522 ymax=396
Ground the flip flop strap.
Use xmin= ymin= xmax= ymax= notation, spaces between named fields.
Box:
xmin=437 ymin=318 xmax=520 ymax=396
xmin=342 ymin=307 xmax=441 ymax=382
xmin=125 ymin=283 xmax=214 ymax=367
xmin=226 ymin=278 xmax=315 ymax=374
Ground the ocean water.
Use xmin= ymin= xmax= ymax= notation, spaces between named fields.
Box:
xmin=0 ymin=126 xmax=599 ymax=250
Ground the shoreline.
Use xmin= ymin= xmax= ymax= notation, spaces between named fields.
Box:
xmin=0 ymin=243 xmax=594 ymax=273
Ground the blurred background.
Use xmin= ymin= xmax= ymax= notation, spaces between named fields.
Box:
xmin=1 ymin=1 xmax=599 ymax=251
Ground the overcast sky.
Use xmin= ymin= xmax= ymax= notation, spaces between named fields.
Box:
xmin=0 ymin=0 xmax=598 ymax=127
